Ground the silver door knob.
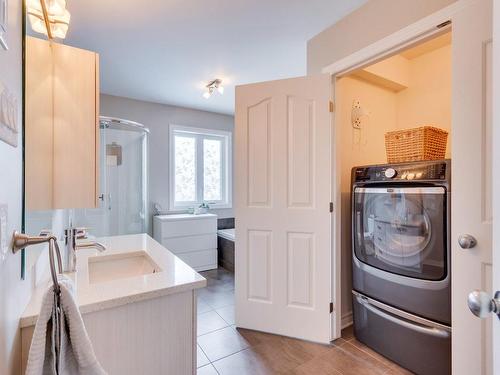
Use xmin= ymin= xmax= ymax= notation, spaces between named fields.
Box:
xmin=468 ymin=290 xmax=500 ymax=319
xmin=458 ymin=234 xmax=477 ymax=249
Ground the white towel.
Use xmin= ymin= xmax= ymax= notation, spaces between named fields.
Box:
xmin=26 ymin=275 xmax=107 ymax=375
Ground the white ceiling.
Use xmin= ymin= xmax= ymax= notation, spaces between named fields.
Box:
xmin=63 ymin=0 xmax=366 ymax=115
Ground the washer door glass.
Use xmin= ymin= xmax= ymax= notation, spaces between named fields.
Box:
xmin=353 ymin=186 xmax=447 ymax=280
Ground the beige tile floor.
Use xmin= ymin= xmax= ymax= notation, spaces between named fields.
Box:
xmin=197 ymin=269 xmax=413 ymax=375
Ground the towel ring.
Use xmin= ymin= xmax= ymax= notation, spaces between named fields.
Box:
xmin=11 ymin=231 xmax=63 ymax=294
xmin=48 ymin=237 xmax=63 ymax=295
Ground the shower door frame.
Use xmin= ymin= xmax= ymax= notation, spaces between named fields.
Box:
xmin=99 ymin=117 xmax=150 ymax=236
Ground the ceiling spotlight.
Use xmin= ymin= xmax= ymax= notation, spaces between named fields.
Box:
xmin=27 ymin=0 xmax=71 ymax=40
xmin=203 ymin=79 xmax=224 ymax=99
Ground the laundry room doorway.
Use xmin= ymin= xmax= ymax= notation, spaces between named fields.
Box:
xmin=323 ymin=0 xmax=495 ymax=373
xmin=234 ymin=3 xmax=497 ymax=372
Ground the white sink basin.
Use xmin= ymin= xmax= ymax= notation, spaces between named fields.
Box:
xmin=88 ymin=251 xmax=162 ymax=284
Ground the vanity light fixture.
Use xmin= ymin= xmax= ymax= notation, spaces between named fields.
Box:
xmin=26 ymin=0 xmax=71 ymax=40
xmin=203 ymin=79 xmax=224 ymax=99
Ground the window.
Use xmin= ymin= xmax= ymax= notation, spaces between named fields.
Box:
xmin=169 ymin=125 xmax=232 ymax=210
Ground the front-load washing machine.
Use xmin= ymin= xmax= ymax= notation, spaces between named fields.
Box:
xmin=351 ymin=160 xmax=451 ymax=375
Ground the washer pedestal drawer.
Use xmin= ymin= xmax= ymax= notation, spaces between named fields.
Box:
xmin=352 ymin=291 xmax=451 ymax=375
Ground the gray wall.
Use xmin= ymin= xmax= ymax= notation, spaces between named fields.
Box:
xmin=100 ymin=94 xmax=235 ymax=228
xmin=306 ymin=0 xmax=456 ymax=74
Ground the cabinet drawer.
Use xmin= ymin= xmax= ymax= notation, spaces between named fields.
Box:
xmin=160 ymin=219 xmax=217 ymax=238
xmin=161 ymin=234 xmax=217 ymax=254
xmin=177 ymin=249 xmax=217 ymax=271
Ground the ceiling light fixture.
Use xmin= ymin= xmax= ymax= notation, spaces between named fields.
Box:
xmin=203 ymin=79 xmax=224 ymax=99
xmin=26 ymin=0 xmax=71 ymax=40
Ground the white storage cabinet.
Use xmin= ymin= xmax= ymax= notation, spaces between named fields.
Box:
xmin=153 ymin=214 xmax=218 ymax=271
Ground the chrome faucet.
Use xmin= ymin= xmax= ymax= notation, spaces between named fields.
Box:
xmin=64 ymin=227 xmax=106 ymax=272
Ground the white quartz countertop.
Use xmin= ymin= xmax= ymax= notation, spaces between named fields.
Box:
xmin=20 ymin=234 xmax=206 ymax=328
xmin=154 ymin=213 xmax=217 ymax=221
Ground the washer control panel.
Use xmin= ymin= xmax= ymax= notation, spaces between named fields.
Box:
xmin=384 ymin=168 xmax=397 ymax=179
xmin=353 ymin=161 xmax=448 ymax=183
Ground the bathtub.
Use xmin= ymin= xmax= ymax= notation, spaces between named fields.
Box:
xmin=217 ymin=228 xmax=235 ymax=271
xmin=217 ymin=228 xmax=235 ymax=241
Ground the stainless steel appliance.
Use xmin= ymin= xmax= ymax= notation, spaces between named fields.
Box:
xmin=351 ymin=160 xmax=451 ymax=375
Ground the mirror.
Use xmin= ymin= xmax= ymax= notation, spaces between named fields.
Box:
xmin=23 ymin=1 xmax=100 ymax=272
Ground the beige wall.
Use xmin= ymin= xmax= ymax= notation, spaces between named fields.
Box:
xmin=307 ymin=0 xmax=456 ymax=74
xmin=336 ymin=76 xmax=399 ymax=319
xmin=336 ymin=77 xmax=398 ymax=168
xmin=396 ymin=45 xmax=452 ymax=157
xmin=0 ymin=1 xmax=31 ymax=374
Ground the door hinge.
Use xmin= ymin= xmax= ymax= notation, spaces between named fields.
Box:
xmin=329 ymin=100 xmax=335 ymax=113
xmin=436 ymin=20 xmax=451 ymax=29
xmin=329 ymin=302 xmax=334 ymax=313
xmin=329 ymin=202 xmax=334 ymax=212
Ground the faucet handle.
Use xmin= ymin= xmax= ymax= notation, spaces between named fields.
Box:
xmin=65 ymin=227 xmax=89 ymax=239
xmin=74 ymin=227 xmax=89 ymax=239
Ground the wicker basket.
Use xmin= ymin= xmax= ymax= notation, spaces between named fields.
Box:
xmin=385 ymin=126 xmax=448 ymax=163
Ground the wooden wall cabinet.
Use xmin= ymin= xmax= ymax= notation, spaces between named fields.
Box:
xmin=25 ymin=36 xmax=100 ymax=210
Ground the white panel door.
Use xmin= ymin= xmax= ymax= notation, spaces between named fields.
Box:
xmin=235 ymin=75 xmax=333 ymax=343
xmin=452 ymin=0 xmax=493 ymax=373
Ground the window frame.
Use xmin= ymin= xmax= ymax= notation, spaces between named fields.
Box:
xmin=169 ymin=124 xmax=232 ymax=211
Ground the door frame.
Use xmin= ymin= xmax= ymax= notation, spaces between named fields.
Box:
xmin=321 ymin=0 xmax=476 ymax=341
xmin=492 ymin=0 xmax=500 ymax=372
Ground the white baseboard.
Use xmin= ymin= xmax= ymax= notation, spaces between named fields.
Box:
xmin=341 ymin=311 xmax=353 ymax=329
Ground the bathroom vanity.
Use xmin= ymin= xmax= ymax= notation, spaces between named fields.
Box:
xmin=19 ymin=234 xmax=206 ymax=375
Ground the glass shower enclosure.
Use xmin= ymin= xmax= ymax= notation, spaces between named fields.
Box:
xmin=73 ymin=116 xmax=149 ymax=236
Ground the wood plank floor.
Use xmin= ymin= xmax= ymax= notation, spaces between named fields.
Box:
xmin=197 ymin=269 xmax=414 ymax=375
